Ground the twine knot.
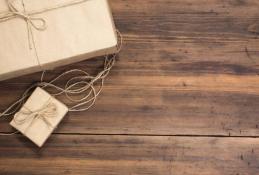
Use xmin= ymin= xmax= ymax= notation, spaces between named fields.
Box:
xmin=14 ymin=102 xmax=57 ymax=129
xmin=0 ymin=0 xmax=47 ymax=50
xmin=6 ymin=0 xmax=47 ymax=29
xmin=0 ymin=0 xmax=90 ymax=67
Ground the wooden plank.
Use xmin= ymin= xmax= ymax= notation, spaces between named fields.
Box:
xmin=3 ymin=74 xmax=259 ymax=136
xmin=1 ymin=0 xmax=259 ymax=137
xmin=0 ymin=135 xmax=258 ymax=175
xmin=2 ymin=42 xmax=259 ymax=136
xmin=1 ymin=1 xmax=259 ymax=175
xmin=111 ymin=0 xmax=259 ymax=39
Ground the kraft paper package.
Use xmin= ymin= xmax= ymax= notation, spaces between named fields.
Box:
xmin=0 ymin=0 xmax=117 ymax=81
xmin=10 ymin=87 xmax=69 ymax=147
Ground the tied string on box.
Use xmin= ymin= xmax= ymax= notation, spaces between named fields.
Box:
xmin=13 ymin=98 xmax=58 ymax=134
xmin=0 ymin=0 xmax=123 ymax=135
xmin=0 ymin=0 xmax=94 ymax=69
xmin=0 ymin=30 xmax=123 ymax=136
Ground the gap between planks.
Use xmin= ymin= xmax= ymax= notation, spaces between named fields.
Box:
xmin=1 ymin=132 xmax=259 ymax=138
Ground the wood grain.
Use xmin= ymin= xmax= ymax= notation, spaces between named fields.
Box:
xmin=1 ymin=0 xmax=259 ymax=174
xmin=2 ymin=0 xmax=259 ymax=136
xmin=0 ymin=135 xmax=259 ymax=175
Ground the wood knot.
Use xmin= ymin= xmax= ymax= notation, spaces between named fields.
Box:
xmin=248 ymin=23 xmax=259 ymax=34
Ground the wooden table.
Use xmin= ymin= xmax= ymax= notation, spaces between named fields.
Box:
xmin=1 ymin=0 xmax=259 ymax=174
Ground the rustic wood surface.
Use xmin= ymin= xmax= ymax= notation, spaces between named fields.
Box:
xmin=1 ymin=0 xmax=259 ymax=174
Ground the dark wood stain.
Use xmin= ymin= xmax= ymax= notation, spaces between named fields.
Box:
xmin=1 ymin=0 xmax=259 ymax=174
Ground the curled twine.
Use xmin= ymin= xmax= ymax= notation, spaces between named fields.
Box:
xmin=0 ymin=30 xmax=123 ymax=135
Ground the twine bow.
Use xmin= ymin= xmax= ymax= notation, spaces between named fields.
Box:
xmin=1 ymin=0 xmax=47 ymax=29
xmin=0 ymin=0 xmax=89 ymax=67
xmin=14 ymin=101 xmax=57 ymax=131
xmin=0 ymin=0 xmax=47 ymax=65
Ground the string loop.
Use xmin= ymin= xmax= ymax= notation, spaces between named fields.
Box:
xmin=14 ymin=101 xmax=57 ymax=128
xmin=2 ymin=0 xmax=47 ymax=49
xmin=0 ymin=30 xmax=123 ymax=135
xmin=0 ymin=0 xmax=91 ymax=68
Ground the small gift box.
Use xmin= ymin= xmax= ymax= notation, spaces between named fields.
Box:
xmin=10 ymin=87 xmax=68 ymax=147
xmin=0 ymin=0 xmax=117 ymax=81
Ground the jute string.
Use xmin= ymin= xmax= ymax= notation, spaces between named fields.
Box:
xmin=0 ymin=0 xmax=122 ymax=135
xmin=0 ymin=30 xmax=123 ymax=136
xmin=14 ymin=97 xmax=57 ymax=134
xmin=0 ymin=0 xmax=91 ymax=69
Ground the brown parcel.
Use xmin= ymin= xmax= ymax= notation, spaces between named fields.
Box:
xmin=10 ymin=87 xmax=69 ymax=147
xmin=0 ymin=0 xmax=117 ymax=81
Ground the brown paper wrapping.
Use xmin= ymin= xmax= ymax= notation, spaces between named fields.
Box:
xmin=10 ymin=87 xmax=68 ymax=147
xmin=0 ymin=0 xmax=117 ymax=81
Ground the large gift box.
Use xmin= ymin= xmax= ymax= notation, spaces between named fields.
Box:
xmin=0 ymin=0 xmax=117 ymax=81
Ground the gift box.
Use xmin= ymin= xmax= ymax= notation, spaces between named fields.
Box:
xmin=10 ymin=87 xmax=68 ymax=147
xmin=0 ymin=0 xmax=117 ymax=81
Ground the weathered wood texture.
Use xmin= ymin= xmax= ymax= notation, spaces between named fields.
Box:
xmin=0 ymin=135 xmax=258 ymax=175
xmin=1 ymin=0 xmax=259 ymax=136
xmin=1 ymin=0 xmax=259 ymax=174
